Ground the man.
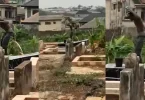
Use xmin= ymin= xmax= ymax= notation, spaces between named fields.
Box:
xmin=0 ymin=19 xmax=14 ymax=55
xmin=125 ymin=7 xmax=145 ymax=63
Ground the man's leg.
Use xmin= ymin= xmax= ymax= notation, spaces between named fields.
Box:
xmin=134 ymin=36 xmax=145 ymax=63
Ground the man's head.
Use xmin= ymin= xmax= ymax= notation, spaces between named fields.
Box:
xmin=125 ymin=11 xmax=135 ymax=21
xmin=125 ymin=7 xmax=136 ymax=21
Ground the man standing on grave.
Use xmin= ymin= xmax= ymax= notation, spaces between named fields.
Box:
xmin=0 ymin=19 xmax=14 ymax=55
xmin=125 ymin=7 xmax=145 ymax=63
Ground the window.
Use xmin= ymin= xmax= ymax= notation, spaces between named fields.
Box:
xmin=32 ymin=9 xmax=38 ymax=15
xmin=45 ymin=22 xmax=51 ymax=25
xmin=118 ymin=2 xmax=122 ymax=12
xmin=141 ymin=11 xmax=144 ymax=21
xmin=53 ymin=21 xmax=56 ymax=24
xmin=113 ymin=4 xmax=116 ymax=10
xmin=27 ymin=9 xmax=31 ymax=18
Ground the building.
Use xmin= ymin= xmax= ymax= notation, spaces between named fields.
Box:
xmin=0 ymin=2 xmax=17 ymax=22
xmin=39 ymin=15 xmax=65 ymax=32
xmin=106 ymin=0 xmax=145 ymax=31
xmin=79 ymin=13 xmax=105 ymax=26
xmin=21 ymin=0 xmax=38 ymax=19
xmin=75 ymin=10 xmax=91 ymax=18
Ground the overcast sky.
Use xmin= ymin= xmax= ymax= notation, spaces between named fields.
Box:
xmin=39 ymin=0 xmax=105 ymax=8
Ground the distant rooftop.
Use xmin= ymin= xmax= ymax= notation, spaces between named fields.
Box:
xmin=76 ymin=10 xmax=91 ymax=14
xmin=39 ymin=15 xmax=64 ymax=21
xmin=80 ymin=18 xmax=97 ymax=29
xmin=79 ymin=13 xmax=105 ymax=23
xmin=22 ymin=0 xmax=38 ymax=7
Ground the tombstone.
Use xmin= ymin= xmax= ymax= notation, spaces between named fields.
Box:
xmin=65 ymin=38 xmax=73 ymax=60
xmin=39 ymin=40 xmax=44 ymax=52
xmin=30 ymin=57 xmax=39 ymax=90
xmin=119 ymin=53 xmax=144 ymax=100
xmin=0 ymin=47 xmax=9 ymax=100
xmin=82 ymin=42 xmax=86 ymax=54
xmin=14 ymin=61 xmax=32 ymax=95
xmin=75 ymin=43 xmax=82 ymax=56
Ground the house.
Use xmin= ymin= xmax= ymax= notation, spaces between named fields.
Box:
xmin=75 ymin=10 xmax=91 ymax=18
xmin=79 ymin=13 xmax=105 ymax=26
xmin=0 ymin=2 xmax=17 ymax=22
xmin=21 ymin=12 xmax=39 ymax=24
xmin=21 ymin=0 xmax=38 ymax=19
xmin=106 ymin=0 xmax=145 ymax=31
xmin=39 ymin=15 xmax=65 ymax=32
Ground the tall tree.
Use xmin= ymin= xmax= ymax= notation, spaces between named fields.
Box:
xmin=62 ymin=17 xmax=79 ymax=40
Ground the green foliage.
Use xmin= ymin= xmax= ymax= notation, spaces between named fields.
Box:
xmin=13 ymin=25 xmax=32 ymax=41
xmin=8 ymin=38 xmax=23 ymax=55
xmin=106 ymin=35 xmax=134 ymax=63
xmin=7 ymin=25 xmax=39 ymax=55
xmin=41 ymin=31 xmax=91 ymax=42
xmin=20 ymin=36 xmax=39 ymax=53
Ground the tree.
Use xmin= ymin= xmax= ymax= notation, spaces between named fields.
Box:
xmin=78 ymin=5 xmax=82 ymax=9
xmin=96 ymin=6 xmax=105 ymax=13
xmin=62 ymin=17 xmax=79 ymax=40
xmin=39 ymin=9 xmax=48 ymax=16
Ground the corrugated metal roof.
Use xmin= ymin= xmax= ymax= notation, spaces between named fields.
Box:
xmin=79 ymin=13 xmax=105 ymax=23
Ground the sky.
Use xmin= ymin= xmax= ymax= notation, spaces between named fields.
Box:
xmin=39 ymin=0 xmax=105 ymax=8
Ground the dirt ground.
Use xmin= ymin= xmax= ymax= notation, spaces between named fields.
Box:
xmin=38 ymin=60 xmax=105 ymax=100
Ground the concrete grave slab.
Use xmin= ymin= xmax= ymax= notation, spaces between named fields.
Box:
xmin=30 ymin=57 xmax=39 ymax=89
xmin=72 ymin=55 xmax=105 ymax=67
xmin=14 ymin=61 xmax=32 ymax=95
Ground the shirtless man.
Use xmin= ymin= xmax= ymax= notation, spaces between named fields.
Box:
xmin=125 ymin=7 xmax=145 ymax=63
xmin=0 ymin=19 xmax=14 ymax=55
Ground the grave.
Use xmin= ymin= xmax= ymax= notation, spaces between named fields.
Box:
xmin=72 ymin=55 xmax=105 ymax=67
xmin=106 ymin=53 xmax=145 ymax=100
xmin=14 ymin=61 xmax=32 ymax=95
xmin=12 ymin=92 xmax=39 ymax=100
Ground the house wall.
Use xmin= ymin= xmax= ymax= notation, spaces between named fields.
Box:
xmin=106 ymin=0 xmax=111 ymax=29
xmin=39 ymin=20 xmax=65 ymax=31
xmin=0 ymin=8 xmax=5 ymax=18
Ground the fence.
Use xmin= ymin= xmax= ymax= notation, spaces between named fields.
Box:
xmin=120 ymin=53 xmax=144 ymax=100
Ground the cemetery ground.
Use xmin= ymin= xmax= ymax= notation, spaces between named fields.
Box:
xmin=38 ymin=59 xmax=105 ymax=99
xmin=36 ymin=40 xmax=105 ymax=100
xmin=8 ymin=38 xmax=105 ymax=100
xmin=1 ymin=22 xmax=106 ymax=100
